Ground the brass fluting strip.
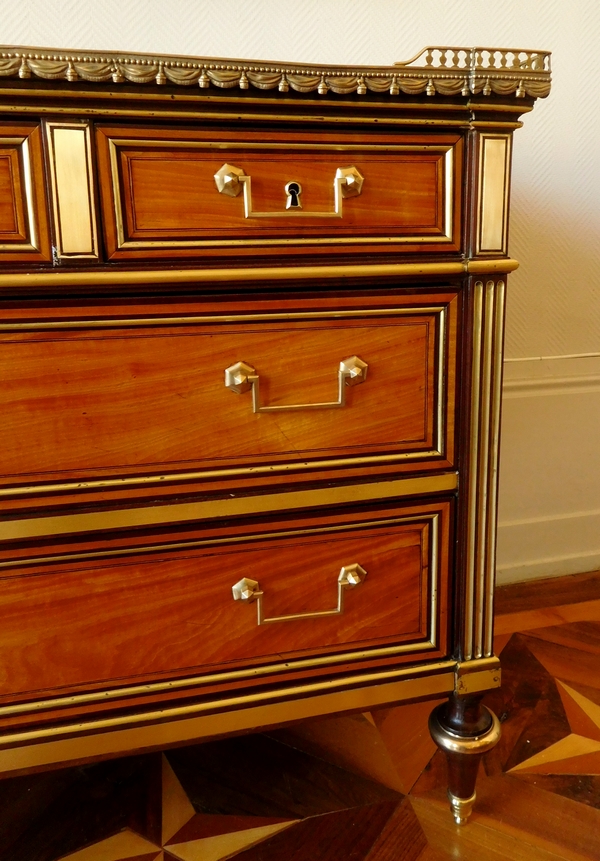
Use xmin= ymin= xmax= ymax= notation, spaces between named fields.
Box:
xmin=474 ymin=281 xmax=496 ymax=657
xmin=463 ymin=282 xmax=484 ymax=661
xmin=0 ymin=259 xmax=518 ymax=290
xmin=0 ymin=473 xmax=458 ymax=541
xmin=484 ymin=279 xmax=506 ymax=657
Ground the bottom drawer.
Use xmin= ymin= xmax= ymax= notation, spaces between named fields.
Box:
xmin=0 ymin=498 xmax=451 ymax=724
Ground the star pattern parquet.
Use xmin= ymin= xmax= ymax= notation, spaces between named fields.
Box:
xmin=1 ymin=571 xmax=600 ymax=861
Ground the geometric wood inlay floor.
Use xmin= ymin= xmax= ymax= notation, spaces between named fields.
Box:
xmin=1 ymin=569 xmax=600 ymax=861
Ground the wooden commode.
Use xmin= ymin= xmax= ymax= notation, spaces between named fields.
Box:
xmin=0 ymin=44 xmax=550 ymax=824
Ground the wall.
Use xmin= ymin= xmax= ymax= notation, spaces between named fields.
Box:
xmin=4 ymin=0 xmax=600 ymax=583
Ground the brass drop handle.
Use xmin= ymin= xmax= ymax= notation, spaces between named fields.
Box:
xmin=214 ymin=162 xmax=364 ymax=218
xmin=224 ymin=355 xmax=368 ymax=412
xmin=232 ymin=564 xmax=367 ymax=626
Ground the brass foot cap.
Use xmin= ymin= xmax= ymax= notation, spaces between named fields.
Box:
xmin=449 ymin=790 xmax=476 ymax=825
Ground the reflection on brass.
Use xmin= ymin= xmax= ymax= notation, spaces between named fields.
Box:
xmin=44 ymin=121 xmax=98 ymax=259
xmin=0 ymin=46 xmax=551 ymax=99
xmin=448 ymin=792 xmax=476 ymax=826
xmin=0 ymin=260 xmax=518 ymax=290
xmin=214 ymin=162 xmax=364 ymax=219
xmin=0 ymin=135 xmax=39 ymax=253
xmin=336 ymin=166 xmax=364 ymax=198
xmin=213 ymin=162 xmax=244 ymax=197
xmin=0 ymin=474 xmax=457 ymax=542
xmin=477 ymin=134 xmax=512 ymax=254
xmin=0 ymin=664 xmax=456 ymax=775
xmin=232 ymin=563 xmax=366 ymax=625
xmin=224 ymin=356 xmax=368 ymax=412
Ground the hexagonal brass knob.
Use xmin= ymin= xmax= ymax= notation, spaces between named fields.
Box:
xmin=340 ymin=355 xmax=368 ymax=386
xmin=232 ymin=577 xmax=261 ymax=602
xmin=214 ymin=163 xmax=246 ymax=197
xmin=336 ymin=166 xmax=364 ymax=198
xmin=224 ymin=361 xmax=256 ymax=394
xmin=339 ymin=563 xmax=367 ymax=587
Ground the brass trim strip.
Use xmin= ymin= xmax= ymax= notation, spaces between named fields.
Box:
xmin=44 ymin=121 xmax=98 ymax=259
xmin=0 ymin=103 xmax=477 ymax=127
xmin=0 ymin=666 xmax=457 ymax=773
xmin=0 ymin=259 xmax=518 ymax=289
xmin=0 ymin=513 xmax=438 ymax=571
xmin=466 ymin=258 xmax=518 ymax=274
xmin=0 ymin=473 xmax=457 ymax=541
xmin=0 ymin=661 xmax=456 ymax=747
xmin=0 ymin=305 xmax=446 ymax=331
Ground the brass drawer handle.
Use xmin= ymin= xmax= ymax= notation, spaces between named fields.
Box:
xmin=214 ymin=162 xmax=364 ymax=218
xmin=224 ymin=355 xmax=368 ymax=412
xmin=232 ymin=564 xmax=367 ymax=625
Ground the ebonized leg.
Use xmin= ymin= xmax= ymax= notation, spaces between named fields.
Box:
xmin=429 ymin=693 xmax=501 ymax=824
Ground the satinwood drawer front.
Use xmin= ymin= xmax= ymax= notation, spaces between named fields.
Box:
xmin=95 ymin=125 xmax=462 ymax=260
xmin=0 ymin=292 xmax=458 ymax=503
xmin=0 ymin=123 xmax=51 ymax=262
xmin=0 ymin=499 xmax=450 ymax=729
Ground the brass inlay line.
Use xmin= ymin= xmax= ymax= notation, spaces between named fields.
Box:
xmin=474 ymin=281 xmax=496 ymax=657
xmin=0 ymin=660 xmax=457 ymax=748
xmin=109 ymin=136 xmax=455 ymax=248
xmin=463 ymin=282 xmax=484 ymax=661
xmin=0 ymin=473 xmax=457 ymax=541
xmin=116 ymin=139 xmax=457 ymax=151
xmin=0 ymin=450 xmax=443 ymax=499
xmin=484 ymin=280 xmax=505 ymax=657
xmin=0 ymin=259 xmax=518 ymax=290
xmin=0 ymin=669 xmax=458 ymax=773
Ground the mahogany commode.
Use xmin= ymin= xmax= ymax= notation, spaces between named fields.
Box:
xmin=0 ymin=44 xmax=550 ymax=824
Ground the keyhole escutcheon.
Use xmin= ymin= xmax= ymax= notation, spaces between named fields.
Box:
xmin=285 ymin=181 xmax=302 ymax=209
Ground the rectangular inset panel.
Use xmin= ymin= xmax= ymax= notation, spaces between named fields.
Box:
xmin=477 ymin=134 xmax=512 ymax=255
xmin=0 ymin=499 xmax=450 ymax=705
xmin=45 ymin=122 xmax=98 ymax=259
xmin=96 ymin=126 xmax=462 ymax=260
xmin=0 ymin=124 xmax=51 ymax=261
xmin=0 ymin=293 xmax=458 ymax=496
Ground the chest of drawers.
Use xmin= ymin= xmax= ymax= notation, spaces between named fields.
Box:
xmin=0 ymin=44 xmax=550 ymax=823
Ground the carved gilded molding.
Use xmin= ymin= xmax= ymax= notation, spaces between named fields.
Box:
xmin=0 ymin=45 xmax=551 ymax=99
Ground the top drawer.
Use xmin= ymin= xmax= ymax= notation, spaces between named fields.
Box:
xmin=96 ymin=126 xmax=463 ymax=261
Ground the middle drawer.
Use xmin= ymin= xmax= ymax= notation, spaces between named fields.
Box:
xmin=1 ymin=291 xmax=458 ymax=506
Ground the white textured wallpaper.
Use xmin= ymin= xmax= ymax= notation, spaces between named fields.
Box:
xmin=3 ymin=1 xmax=600 ymax=580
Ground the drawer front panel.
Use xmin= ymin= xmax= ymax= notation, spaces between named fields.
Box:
xmin=0 ymin=124 xmax=51 ymax=262
xmin=0 ymin=500 xmax=450 ymax=702
xmin=96 ymin=126 xmax=462 ymax=259
xmin=1 ymin=294 xmax=457 ymax=492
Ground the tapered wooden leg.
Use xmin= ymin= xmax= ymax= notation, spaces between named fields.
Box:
xmin=429 ymin=693 xmax=501 ymax=825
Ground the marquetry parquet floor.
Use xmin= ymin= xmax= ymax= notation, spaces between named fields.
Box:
xmin=2 ymin=570 xmax=600 ymax=861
